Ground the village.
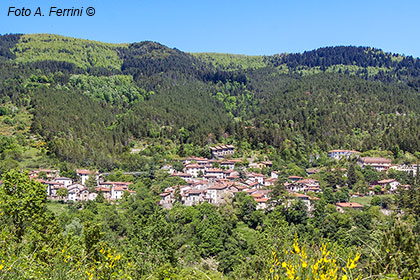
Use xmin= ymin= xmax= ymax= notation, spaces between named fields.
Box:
xmin=158 ymin=147 xmax=415 ymax=212
xmin=21 ymin=145 xmax=416 ymax=212
xmin=28 ymin=169 xmax=136 ymax=202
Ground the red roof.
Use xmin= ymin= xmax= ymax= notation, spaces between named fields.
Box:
xmin=171 ymin=172 xmax=192 ymax=177
xmin=359 ymin=157 xmax=391 ymax=164
xmin=336 ymin=202 xmax=364 ymax=208
xmin=159 ymin=192 xmax=170 ymax=197
xmin=294 ymin=193 xmax=310 ymax=199
xmin=288 ymin=176 xmax=303 ymax=179
xmin=255 ymin=198 xmax=269 ymax=203
xmin=328 ymin=149 xmax=360 ymax=154
xmin=206 ymin=168 xmax=224 ymax=173
xmin=377 ymin=179 xmax=397 ymax=184
xmin=296 ymin=179 xmax=319 ymax=184
xmin=185 ymin=164 xmax=201 ymax=168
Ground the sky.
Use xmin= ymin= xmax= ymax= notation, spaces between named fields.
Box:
xmin=1 ymin=0 xmax=420 ymax=57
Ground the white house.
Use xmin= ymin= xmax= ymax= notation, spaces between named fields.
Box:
xmin=184 ymin=164 xmax=203 ymax=178
xmin=377 ymin=179 xmax=400 ymax=193
xmin=111 ymin=186 xmax=127 ymax=200
xmin=328 ymin=150 xmax=360 ymax=160
xmin=205 ymin=169 xmax=225 ymax=179
xmin=77 ymin=170 xmax=99 ymax=186
xmin=357 ymin=157 xmax=392 ymax=172
xmin=184 ymin=189 xmax=204 ymax=206
xmin=67 ymin=184 xmax=84 ymax=201
xmin=55 ymin=177 xmax=73 ymax=187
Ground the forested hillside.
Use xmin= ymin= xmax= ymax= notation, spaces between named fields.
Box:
xmin=3 ymin=34 xmax=420 ymax=279
xmin=2 ymin=34 xmax=420 ymax=169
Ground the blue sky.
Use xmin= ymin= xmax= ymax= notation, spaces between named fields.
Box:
xmin=1 ymin=0 xmax=420 ymax=57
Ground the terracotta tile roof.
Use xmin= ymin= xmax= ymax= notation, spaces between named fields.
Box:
xmin=293 ymin=193 xmax=310 ymax=199
xmin=328 ymin=149 xmax=360 ymax=154
xmin=359 ymin=157 xmax=391 ymax=164
xmin=377 ymin=179 xmax=397 ymax=184
xmin=56 ymin=177 xmax=72 ymax=180
xmin=171 ymin=172 xmax=192 ymax=177
xmin=296 ymin=179 xmax=319 ymax=184
xmin=251 ymin=193 xmax=263 ymax=199
xmin=206 ymin=168 xmax=224 ymax=173
xmin=159 ymin=192 xmax=170 ymax=197
xmin=187 ymin=189 xmax=203 ymax=195
xmin=336 ymin=202 xmax=364 ymax=208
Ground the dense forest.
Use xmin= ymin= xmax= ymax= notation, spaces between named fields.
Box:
xmin=2 ymin=34 xmax=420 ymax=279
xmin=2 ymin=34 xmax=420 ymax=169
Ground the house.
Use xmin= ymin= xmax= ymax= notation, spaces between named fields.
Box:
xmin=184 ymin=189 xmax=204 ymax=206
xmin=95 ymin=187 xmax=111 ymax=200
xmin=30 ymin=168 xmax=60 ymax=179
xmin=256 ymin=161 xmax=273 ymax=169
xmin=79 ymin=189 xmax=90 ymax=201
xmin=55 ymin=177 xmax=73 ymax=187
xmin=328 ymin=150 xmax=360 ymax=160
xmin=377 ymin=179 xmax=400 ymax=193
xmin=77 ymin=169 xmax=99 ymax=186
xmin=271 ymin=171 xmax=280 ymax=179
xmin=389 ymin=164 xmax=418 ymax=176
xmin=171 ymin=172 xmax=193 ymax=182
xmin=42 ymin=180 xmax=64 ymax=197
xmin=336 ymin=202 xmax=364 ymax=212
xmin=247 ymin=172 xmax=265 ymax=184
xmin=255 ymin=198 xmax=269 ymax=210
xmin=288 ymin=175 xmax=303 ymax=182
xmin=161 ymin=165 xmax=175 ymax=175
xmin=247 ymin=181 xmax=262 ymax=189
xmin=219 ymin=160 xmax=235 ymax=170
xmin=159 ymin=192 xmax=172 ymax=207
xmin=210 ymin=145 xmax=235 ymax=158
xmin=184 ymin=164 xmax=203 ymax=177
xmin=205 ymin=169 xmax=225 ymax=179
xmin=357 ymin=157 xmax=392 ymax=172
xmin=291 ymin=193 xmax=317 ymax=211
xmin=264 ymin=178 xmax=277 ymax=187
xmin=295 ymin=179 xmax=320 ymax=193
xmin=205 ymin=184 xmax=230 ymax=204
xmin=111 ymin=186 xmax=128 ymax=200
xmin=67 ymin=184 xmax=84 ymax=201
xmin=306 ymin=168 xmax=321 ymax=176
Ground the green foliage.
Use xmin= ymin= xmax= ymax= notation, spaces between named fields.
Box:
xmin=0 ymin=169 xmax=47 ymax=239
xmin=69 ymin=74 xmax=150 ymax=106
xmin=371 ymin=221 xmax=420 ymax=279
xmin=192 ymin=52 xmax=266 ymax=70
xmin=56 ymin=188 xmax=68 ymax=199
xmin=13 ymin=34 xmax=126 ymax=70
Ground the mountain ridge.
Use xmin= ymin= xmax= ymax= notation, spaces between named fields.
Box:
xmin=2 ymin=33 xmax=420 ymax=169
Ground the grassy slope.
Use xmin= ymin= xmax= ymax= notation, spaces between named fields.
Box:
xmin=349 ymin=194 xmax=395 ymax=206
xmin=12 ymin=34 xmax=128 ymax=70
xmin=191 ymin=52 xmax=267 ymax=70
